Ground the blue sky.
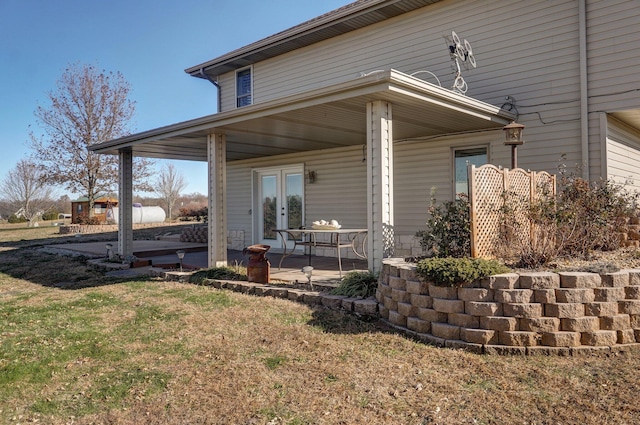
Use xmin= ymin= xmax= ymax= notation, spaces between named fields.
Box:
xmin=0 ymin=0 xmax=349 ymax=198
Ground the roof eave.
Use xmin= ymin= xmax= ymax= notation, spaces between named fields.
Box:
xmin=184 ymin=0 xmax=441 ymax=79
xmin=90 ymin=69 xmax=514 ymax=157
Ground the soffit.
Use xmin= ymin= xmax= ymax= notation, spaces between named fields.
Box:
xmin=90 ymin=70 xmax=515 ymax=162
xmin=610 ymin=110 xmax=640 ymax=132
xmin=185 ymin=0 xmax=440 ymax=78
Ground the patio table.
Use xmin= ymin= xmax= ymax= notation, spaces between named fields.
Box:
xmin=273 ymin=228 xmax=367 ymax=277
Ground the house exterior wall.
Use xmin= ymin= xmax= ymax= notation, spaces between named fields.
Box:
xmin=71 ymin=200 xmax=117 ymax=224
xmin=606 ymin=117 xmax=640 ymax=193
xmin=71 ymin=201 xmax=89 ymax=224
xmin=227 ymin=145 xmax=368 ymax=250
xmin=394 ymin=129 xmax=510 ymax=235
xmin=217 ymin=0 xmax=640 ymax=254
xmin=586 ymin=0 xmax=640 ymax=179
xmin=219 ymin=0 xmax=589 ymax=175
xmin=226 ymin=131 xmax=513 ymax=253
xmin=217 ymin=0 xmax=640 ymax=180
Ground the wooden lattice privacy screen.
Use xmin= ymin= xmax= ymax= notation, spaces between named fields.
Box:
xmin=468 ymin=164 xmax=556 ymax=258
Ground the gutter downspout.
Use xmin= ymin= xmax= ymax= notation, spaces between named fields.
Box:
xmin=198 ymin=68 xmax=221 ymax=113
xmin=579 ymin=0 xmax=589 ymax=179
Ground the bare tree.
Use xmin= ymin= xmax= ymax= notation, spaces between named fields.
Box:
xmin=29 ymin=63 xmax=154 ymax=216
xmin=0 ymin=159 xmax=55 ymax=226
xmin=155 ymin=163 xmax=187 ymax=221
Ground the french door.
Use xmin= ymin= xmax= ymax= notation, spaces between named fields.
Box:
xmin=255 ymin=166 xmax=304 ymax=249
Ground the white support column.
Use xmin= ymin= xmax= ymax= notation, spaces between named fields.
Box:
xmin=366 ymin=100 xmax=394 ymax=273
xmin=118 ymin=150 xmax=133 ymax=258
xmin=208 ymin=133 xmax=228 ymax=267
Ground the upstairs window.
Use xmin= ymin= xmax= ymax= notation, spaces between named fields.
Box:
xmin=454 ymin=146 xmax=487 ymax=196
xmin=236 ymin=67 xmax=252 ymax=108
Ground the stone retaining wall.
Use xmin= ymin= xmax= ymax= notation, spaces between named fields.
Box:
xmin=180 ymin=225 xmax=208 ymax=243
xmin=377 ymin=258 xmax=640 ymax=355
xmin=58 ymin=223 xmax=164 ymax=234
xmin=179 ymin=227 xmax=246 ymax=251
xmin=619 ymin=216 xmax=640 ymax=248
xmin=197 ymin=278 xmax=379 ymax=316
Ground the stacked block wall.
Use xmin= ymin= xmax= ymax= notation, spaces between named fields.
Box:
xmin=619 ymin=216 xmax=640 ymax=248
xmin=377 ymin=259 xmax=640 ymax=354
xmin=180 ymin=226 xmax=208 ymax=243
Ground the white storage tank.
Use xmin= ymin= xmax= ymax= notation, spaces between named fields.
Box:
xmin=108 ymin=204 xmax=166 ymax=224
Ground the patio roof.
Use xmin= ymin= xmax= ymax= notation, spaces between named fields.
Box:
xmin=89 ymin=69 xmax=516 ymax=161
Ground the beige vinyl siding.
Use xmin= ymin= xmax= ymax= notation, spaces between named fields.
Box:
xmin=394 ymin=129 xmax=511 ymax=236
xmin=218 ymin=72 xmax=236 ymax=113
xmin=586 ymin=0 xmax=640 ymax=178
xmin=217 ymin=0 xmax=640 ymax=240
xmin=226 ymin=145 xmax=367 ymax=247
xmin=447 ymin=0 xmax=582 ymax=174
xmin=606 ymin=117 xmax=640 ymax=193
xmin=226 ymin=164 xmax=253 ymax=245
xmin=217 ymin=0 xmax=583 ymax=174
xmin=226 ymin=131 xmax=515 ymax=245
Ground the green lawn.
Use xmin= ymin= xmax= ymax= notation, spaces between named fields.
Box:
xmin=1 ymin=228 xmax=640 ymax=424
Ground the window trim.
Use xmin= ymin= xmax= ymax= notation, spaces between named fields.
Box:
xmin=452 ymin=144 xmax=489 ymax=198
xmin=235 ymin=66 xmax=253 ymax=108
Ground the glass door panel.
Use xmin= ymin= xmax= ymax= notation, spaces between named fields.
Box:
xmin=260 ymin=174 xmax=277 ymax=242
xmin=285 ymin=172 xmax=303 ymax=240
xmin=256 ymin=166 xmax=304 ymax=248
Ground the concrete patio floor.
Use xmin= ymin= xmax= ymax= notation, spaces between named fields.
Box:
xmin=47 ymin=238 xmax=369 ymax=284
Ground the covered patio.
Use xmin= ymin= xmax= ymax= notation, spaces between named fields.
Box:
xmin=48 ymin=238 xmax=367 ymax=285
xmin=89 ymin=69 xmax=515 ymax=274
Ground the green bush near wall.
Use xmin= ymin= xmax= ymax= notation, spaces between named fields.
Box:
xmin=331 ymin=271 xmax=379 ymax=298
xmin=415 ymin=257 xmax=509 ymax=287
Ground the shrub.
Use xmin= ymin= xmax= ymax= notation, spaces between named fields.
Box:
xmin=76 ymin=213 xmax=101 ymax=225
xmin=41 ymin=210 xmax=60 ymax=221
xmin=415 ymin=190 xmax=471 ymax=258
xmin=7 ymin=214 xmax=27 ymax=224
xmin=330 ymin=271 xmax=378 ymax=298
xmin=415 ymin=257 xmax=509 ymax=287
xmin=555 ymin=171 xmax=637 ymax=256
xmin=497 ymin=187 xmax=561 ymax=268
xmin=498 ymin=161 xmax=639 ymax=267
xmin=179 ymin=206 xmax=208 ymax=222
xmin=189 ymin=265 xmax=247 ymax=284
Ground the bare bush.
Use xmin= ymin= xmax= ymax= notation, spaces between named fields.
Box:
xmin=499 ymin=165 xmax=639 ymax=268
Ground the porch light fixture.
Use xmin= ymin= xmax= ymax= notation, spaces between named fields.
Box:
xmin=306 ymin=170 xmax=317 ymax=184
xmin=105 ymin=243 xmax=113 ymax=259
xmin=176 ymin=250 xmax=186 ymax=272
xmin=302 ymin=265 xmax=314 ymax=288
xmin=503 ymin=121 xmax=525 ymax=169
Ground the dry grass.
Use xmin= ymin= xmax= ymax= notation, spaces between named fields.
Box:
xmin=2 ymin=227 xmax=640 ymax=424
xmin=0 ymin=221 xmax=193 ymax=251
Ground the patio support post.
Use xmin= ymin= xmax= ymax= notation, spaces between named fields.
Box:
xmin=208 ymin=133 xmax=228 ymax=267
xmin=118 ymin=149 xmax=134 ymax=258
xmin=366 ymin=100 xmax=394 ymax=273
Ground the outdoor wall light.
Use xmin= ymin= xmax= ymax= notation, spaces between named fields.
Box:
xmin=503 ymin=121 xmax=525 ymax=169
xmin=306 ymin=170 xmax=317 ymax=184
xmin=176 ymin=250 xmax=186 ymax=272
xmin=302 ymin=265 xmax=314 ymax=288
xmin=105 ymin=243 xmax=113 ymax=259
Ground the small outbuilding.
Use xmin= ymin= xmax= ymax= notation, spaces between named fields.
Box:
xmin=71 ymin=196 xmax=118 ymax=224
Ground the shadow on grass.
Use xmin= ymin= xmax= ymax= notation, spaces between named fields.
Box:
xmin=0 ymin=224 xmax=191 ymax=250
xmin=0 ymin=225 xmax=195 ymax=290
xmin=307 ymin=307 xmax=393 ymax=336
xmin=0 ymin=245 xmax=154 ymax=290
xmin=0 ymin=230 xmax=117 ymax=250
